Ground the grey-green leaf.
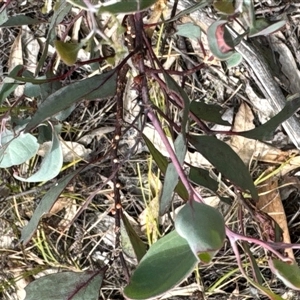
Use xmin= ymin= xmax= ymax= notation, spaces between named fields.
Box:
xmin=24 ymin=270 xmax=105 ymax=300
xmin=143 ymin=134 xmax=189 ymax=201
xmin=0 ymin=131 xmax=39 ymax=168
xmin=190 ymin=100 xmax=230 ymax=125
xmin=14 ymin=130 xmax=63 ymax=182
xmin=1 ymin=15 xmax=41 ymax=27
xmin=249 ymin=19 xmax=286 ymax=38
xmin=160 ymin=133 xmax=186 ymax=215
xmin=189 ymin=166 xmax=219 ymax=192
xmin=123 ymin=230 xmax=198 ymax=299
xmin=25 ymin=70 xmax=117 ymax=132
xmin=207 ymin=20 xmax=235 ymax=60
xmin=99 ymin=0 xmax=156 ymax=14
xmin=121 ymin=214 xmax=147 ymax=262
xmin=269 ymin=259 xmax=300 ymax=290
xmin=226 ymin=52 xmax=243 ymax=68
xmin=189 ymin=135 xmax=258 ymax=199
xmin=0 ymin=65 xmax=24 ymax=105
xmin=238 ymin=94 xmax=300 ymax=141
xmin=176 ymin=23 xmax=201 ymax=41
xmin=175 ymin=201 xmax=225 ymax=262
xmin=0 ymin=8 xmax=8 ymax=26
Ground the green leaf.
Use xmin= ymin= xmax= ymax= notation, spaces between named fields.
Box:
xmin=213 ymin=0 xmax=235 ymax=15
xmin=270 ymin=259 xmax=300 ymax=290
xmin=249 ymin=19 xmax=286 ymax=38
xmin=0 ymin=8 xmax=8 ymax=26
xmin=14 ymin=131 xmax=63 ymax=182
xmin=188 ymin=135 xmax=258 ymax=199
xmin=242 ymin=0 xmax=256 ymax=29
xmin=99 ymin=0 xmax=156 ymax=14
xmin=24 ymin=270 xmax=105 ymax=300
xmin=0 ymin=65 xmax=24 ymax=105
xmin=121 ymin=214 xmax=147 ymax=262
xmin=176 ymin=23 xmax=201 ymax=41
xmin=160 ymin=133 xmax=186 ymax=215
xmin=0 ymin=15 xmax=41 ymax=27
xmin=175 ymin=201 xmax=225 ymax=261
xmin=207 ymin=20 xmax=235 ymax=60
xmin=0 ymin=131 xmax=39 ymax=168
xmin=226 ymin=52 xmax=243 ymax=68
xmin=142 ymin=134 xmax=188 ymax=201
xmin=189 ymin=166 xmax=218 ymax=192
xmin=123 ymin=230 xmax=198 ymax=299
xmin=238 ymin=94 xmax=300 ymax=141
xmin=21 ymin=168 xmax=83 ymax=244
xmin=54 ymin=40 xmax=83 ymax=66
xmin=25 ymin=70 xmax=117 ymax=132
xmin=242 ymin=242 xmax=263 ymax=285
xmin=190 ymin=100 xmax=231 ymax=126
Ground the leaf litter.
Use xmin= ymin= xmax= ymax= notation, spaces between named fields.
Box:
xmin=1 ymin=1 xmax=300 ymax=299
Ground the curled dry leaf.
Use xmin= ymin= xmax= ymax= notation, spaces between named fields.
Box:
xmin=38 ymin=141 xmax=91 ymax=162
xmin=257 ymin=177 xmax=294 ymax=260
xmin=8 ymin=29 xmax=23 ymax=97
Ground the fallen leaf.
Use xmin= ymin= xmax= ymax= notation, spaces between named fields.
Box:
xmin=8 ymin=29 xmax=23 ymax=97
xmin=257 ymin=177 xmax=294 ymax=260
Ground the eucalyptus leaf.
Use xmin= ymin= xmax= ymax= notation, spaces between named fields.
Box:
xmin=176 ymin=23 xmax=201 ymax=41
xmin=121 ymin=214 xmax=147 ymax=262
xmin=14 ymin=131 xmax=63 ymax=182
xmin=54 ymin=40 xmax=83 ymax=66
xmin=249 ymin=19 xmax=286 ymax=37
xmin=25 ymin=270 xmax=105 ymax=300
xmin=0 ymin=15 xmax=41 ymax=27
xmin=189 ymin=166 xmax=218 ymax=192
xmin=99 ymin=0 xmax=156 ymax=14
xmin=0 ymin=65 xmax=24 ymax=105
xmin=213 ymin=0 xmax=235 ymax=15
xmin=190 ymin=100 xmax=230 ymax=126
xmin=238 ymin=94 xmax=300 ymax=141
xmin=242 ymin=0 xmax=256 ymax=29
xmin=160 ymin=134 xmax=186 ymax=215
xmin=188 ymin=135 xmax=258 ymax=199
xmin=0 ymin=131 xmax=39 ymax=168
xmin=175 ymin=201 xmax=225 ymax=261
xmin=0 ymin=8 xmax=8 ymax=26
xmin=269 ymin=259 xmax=300 ymax=290
xmin=226 ymin=52 xmax=243 ymax=68
xmin=143 ymin=134 xmax=188 ymax=201
xmin=25 ymin=70 xmax=117 ymax=132
xmin=123 ymin=230 xmax=198 ymax=299
xmin=207 ymin=20 xmax=235 ymax=60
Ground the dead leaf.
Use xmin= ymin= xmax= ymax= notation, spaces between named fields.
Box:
xmin=257 ymin=177 xmax=294 ymax=260
xmin=38 ymin=141 xmax=91 ymax=162
xmin=145 ymin=0 xmax=167 ymax=38
xmin=22 ymin=25 xmax=40 ymax=74
xmin=8 ymin=29 xmax=23 ymax=97
xmin=229 ymin=102 xmax=287 ymax=165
